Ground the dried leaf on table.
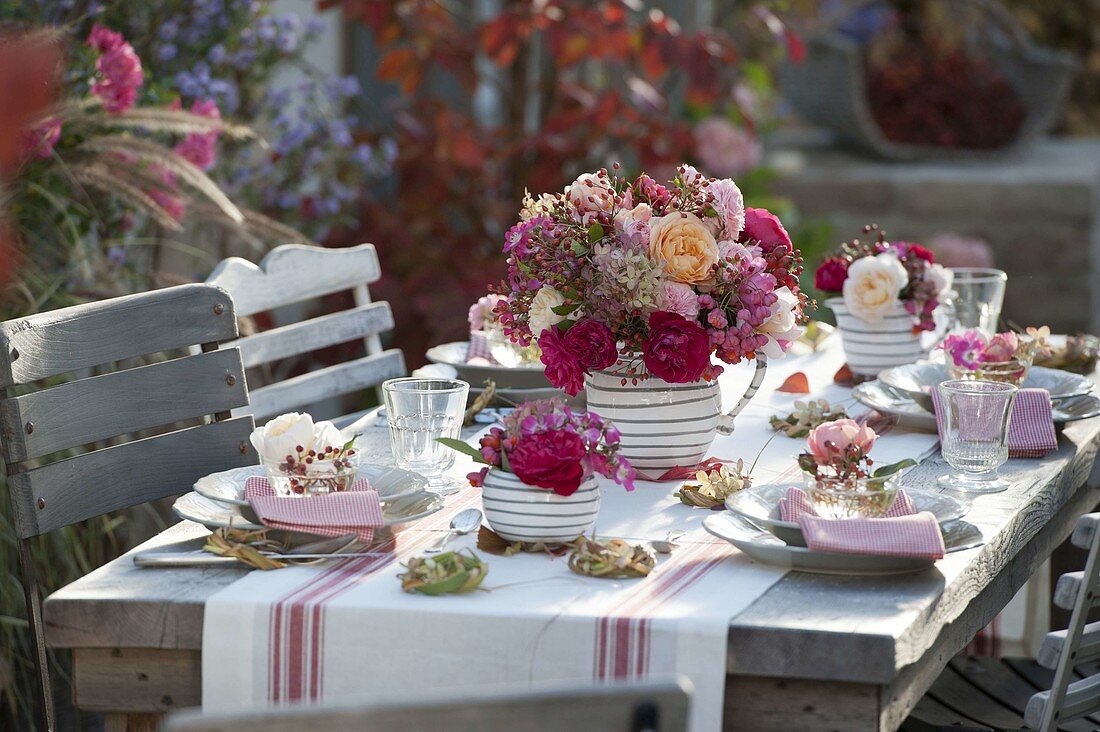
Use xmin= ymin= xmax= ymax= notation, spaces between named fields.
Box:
xmin=673 ymin=460 xmax=752 ymax=509
xmin=204 ymin=529 xmax=286 ymax=570
xmin=833 ymin=363 xmax=854 ymax=386
xmin=476 ymin=525 xmax=570 ymax=557
xmin=568 ymin=537 xmax=656 ymax=579
xmin=777 ymin=372 xmax=810 ymax=394
xmin=399 ymin=550 xmax=488 ymax=595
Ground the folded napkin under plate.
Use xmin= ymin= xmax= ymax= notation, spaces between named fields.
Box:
xmin=244 ymin=476 xmax=384 ymax=543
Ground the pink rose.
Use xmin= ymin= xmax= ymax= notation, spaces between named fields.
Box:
xmin=613 ymin=202 xmax=652 ymax=249
xmin=510 ymin=429 xmax=586 ymax=496
xmin=661 ymin=281 xmax=700 ymax=320
xmin=982 ymin=332 xmax=1019 ymax=363
xmin=563 ymin=319 xmax=618 ymax=371
xmin=538 ymin=327 xmax=585 ymax=396
xmin=814 ymin=257 xmax=849 ymax=293
xmin=91 ymin=39 xmax=143 ymax=113
xmin=703 ymin=177 xmax=746 ymax=238
xmin=806 ymin=419 xmax=877 ymax=463
xmin=87 ymin=24 xmax=125 ymax=53
xmin=739 ymin=207 xmax=792 ymax=254
xmin=174 ymin=99 xmax=222 ymax=171
xmin=643 ymin=311 xmax=711 ymax=383
xmin=928 ymin=233 xmax=995 ymax=269
xmin=695 ymin=117 xmax=762 ymax=178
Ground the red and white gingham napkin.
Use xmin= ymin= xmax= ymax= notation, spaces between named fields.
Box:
xmin=931 ymin=387 xmax=1057 ymax=459
xmin=779 ymin=487 xmax=945 ymax=559
xmin=244 ymin=476 xmax=383 ymax=543
xmin=467 ymin=331 xmax=497 ymax=364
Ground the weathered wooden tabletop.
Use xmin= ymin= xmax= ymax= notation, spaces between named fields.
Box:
xmin=45 ymin=406 xmax=1100 ymax=732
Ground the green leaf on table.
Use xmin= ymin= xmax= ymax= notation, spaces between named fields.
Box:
xmin=436 ymin=437 xmax=487 ymax=463
xmin=873 ymin=459 xmax=917 ymax=478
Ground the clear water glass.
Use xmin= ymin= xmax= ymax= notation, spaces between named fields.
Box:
xmin=382 ymin=377 xmax=470 ymax=495
xmin=937 ymin=379 xmax=1017 ymax=494
xmin=948 ymin=268 xmax=1007 ymax=339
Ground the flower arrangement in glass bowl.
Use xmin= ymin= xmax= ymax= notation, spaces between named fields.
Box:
xmin=941 ymin=326 xmax=1053 ymax=386
xmin=492 ymin=164 xmax=809 ymax=394
xmin=249 ymin=413 xmax=360 ymax=497
xmin=468 ymin=292 xmax=541 ymax=368
xmin=797 ymin=419 xmax=916 ymax=519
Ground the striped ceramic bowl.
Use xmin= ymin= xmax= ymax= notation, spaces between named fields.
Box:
xmin=827 ymin=298 xmax=926 ymax=377
xmin=481 ymin=470 xmax=600 ymax=543
xmin=585 ymin=364 xmax=721 ymax=480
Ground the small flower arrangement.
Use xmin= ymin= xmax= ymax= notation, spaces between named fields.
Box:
xmin=494 ymin=164 xmax=808 ymax=394
xmin=798 ymin=419 xmax=915 ymax=518
xmin=249 ymin=413 xmax=359 ymax=496
xmin=440 ymin=399 xmax=636 ymax=496
xmin=942 ymin=327 xmax=1052 ymax=385
xmin=814 ymin=225 xmax=953 ymax=331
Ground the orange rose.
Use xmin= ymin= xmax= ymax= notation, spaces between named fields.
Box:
xmin=648 ymin=212 xmax=719 ymax=284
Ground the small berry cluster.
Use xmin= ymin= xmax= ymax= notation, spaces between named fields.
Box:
xmin=277 ymin=443 xmax=358 ymax=495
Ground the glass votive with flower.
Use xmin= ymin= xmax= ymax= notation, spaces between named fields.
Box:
xmin=941 ymin=327 xmax=1051 ymax=387
xmin=798 ymin=419 xmax=915 ymax=519
xmin=250 ymin=413 xmax=359 ymax=497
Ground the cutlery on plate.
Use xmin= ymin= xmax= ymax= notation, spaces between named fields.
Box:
xmin=425 ymin=508 xmax=482 ymax=553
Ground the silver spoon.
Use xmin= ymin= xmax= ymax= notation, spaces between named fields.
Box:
xmin=425 ymin=509 xmax=482 ymax=554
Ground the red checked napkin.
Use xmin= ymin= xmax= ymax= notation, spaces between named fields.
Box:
xmin=244 ymin=476 xmax=383 ymax=543
xmin=931 ymin=387 xmax=1057 ymax=458
xmin=779 ymin=487 xmax=945 ymax=559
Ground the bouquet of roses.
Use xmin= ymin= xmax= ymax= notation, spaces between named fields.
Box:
xmin=814 ymin=226 xmax=953 ymax=332
xmin=494 ymin=164 xmax=808 ymax=395
xmin=440 ymin=399 xmax=636 ymax=496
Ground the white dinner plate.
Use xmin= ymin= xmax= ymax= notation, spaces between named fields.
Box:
xmin=878 ymin=363 xmax=1093 ymax=412
xmin=173 ymin=490 xmax=444 ymax=532
xmin=703 ymin=512 xmax=982 ymax=575
xmin=725 ymin=483 xmax=967 ymax=547
xmin=425 ymin=341 xmax=553 ymax=390
xmin=853 ymin=381 xmax=1100 ymax=430
xmin=195 ymin=464 xmax=428 ymax=508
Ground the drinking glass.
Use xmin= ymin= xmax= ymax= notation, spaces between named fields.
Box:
xmin=948 ymin=268 xmax=1007 ymax=339
xmin=937 ymin=379 xmax=1017 ymax=494
xmin=382 ymin=377 xmax=470 ymax=495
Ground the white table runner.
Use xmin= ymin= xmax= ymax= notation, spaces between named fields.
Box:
xmin=202 ymin=339 xmax=939 ymax=731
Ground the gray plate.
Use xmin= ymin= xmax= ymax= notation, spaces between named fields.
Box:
xmin=853 ymin=381 xmax=1100 ymax=430
xmin=703 ymin=512 xmax=982 ymax=575
xmin=879 ymin=363 xmax=1093 ymax=412
xmin=725 ymin=482 xmax=968 ymax=547
xmin=425 ymin=341 xmax=553 ymax=390
xmin=172 ymin=490 xmax=444 ymax=532
xmin=195 ymin=464 xmax=428 ymax=509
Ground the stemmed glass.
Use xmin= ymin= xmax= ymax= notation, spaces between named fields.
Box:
xmin=382 ymin=377 xmax=470 ymax=495
xmin=948 ymin=268 xmax=1007 ymax=339
xmin=937 ymin=379 xmax=1017 ymax=494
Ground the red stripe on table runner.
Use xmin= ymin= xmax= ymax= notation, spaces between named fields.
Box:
xmin=267 ymin=488 xmax=483 ymax=703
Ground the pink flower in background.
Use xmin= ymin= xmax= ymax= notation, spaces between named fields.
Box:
xmin=643 ymin=311 xmax=710 ymax=383
xmin=942 ymin=331 xmax=986 ymax=370
xmin=694 ymin=117 xmax=762 ymax=178
xmin=562 ymin=319 xmax=618 ymax=371
xmin=20 ymin=118 xmax=61 ymax=160
xmin=148 ymin=187 xmax=185 ymax=221
xmin=538 ymin=327 xmax=585 ymax=395
xmin=814 ymin=256 xmax=848 ymax=293
xmin=982 ymin=332 xmax=1019 ymax=363
xmin=704 ymin=177 xmax=746 ymax=237
xmin=660 ymin=281 xmax=700 ymax=320
xmin=928 ymin=233 xmax=995 ymax=269
xmin=739 ymin=207 xmax=792 ymax=254
xmin=87 ymin=25 xmax=143 ymax=113
xmin=173 ymin=99 xmax=221 ymax=171
xmin=510 ymin=428 xmax=586 ymax=496
xmin=807 ymin=419 xmax=877 ymax=464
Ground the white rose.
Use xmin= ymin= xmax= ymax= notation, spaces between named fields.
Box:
xmin=250 ymin=412 xmax=316 ymax=464
xmin=842 ymin=253 xmax=909 ymax=322
xmin=528 ymin=286 xmax=567 ymax=336
xmin=926 ymin=262 xmax=953 ymax=296
xmin=564 ymin=173 xmax=615 ymax=217
xmin=758 ymin=286 xmax=804 ymax=358
xmin=313 ymin=420 xmax=347 ymax=453
xmin=680 ymin=164 xmax=702 ymax=186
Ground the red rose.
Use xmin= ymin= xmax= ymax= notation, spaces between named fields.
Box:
xmin=510 ymin=429 xmax=586 ymax=496
xmin=814 ymin=257 xmax=849 ymax=293
xmin=643 ymin=311 xmax=711 ymax=383
xmin=901 ymin=242 xmax=935 ymax=263
xmin=563 ymin=319 xmax=618 ymax=371
xmin=739 ymin=207 xmax=792 ymax=254
xmin=538 ymin=327 xmax=585 ymax=396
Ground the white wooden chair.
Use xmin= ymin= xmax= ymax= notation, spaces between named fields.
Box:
xmin=205 ymin=243 xmax=406 ymax=424
xmin=1026 ymin=512 xmax=1100 ymax=730
xmin=163 ymin=680 xmax=691 ymax=732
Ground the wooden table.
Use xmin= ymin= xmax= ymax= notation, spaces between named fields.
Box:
xmin=45 ymin=412 xmax=1100 ymax=732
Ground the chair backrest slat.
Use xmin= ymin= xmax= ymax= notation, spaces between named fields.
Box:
xmin=1037 ymin=619 xmax=1100 ymax=669
xmin=0 ymin=284 xmax=235 ymax=387
xmin=244 ymin=350 xmax=405 ymax=422
xmin=9 ymin=415 xmax=254 ymax=538
xmin=0 ymin=348 xmax=248 ymax=463
xmin=206 ymin=244 xmax=381 ymax=317
xmin=235 ymin=301 xmax=394 ymax=369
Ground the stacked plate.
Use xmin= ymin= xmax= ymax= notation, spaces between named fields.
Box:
xmin=854 ymin=364 xmax=1100 ymax=431
xmin=703 ymin=483 xmax=981 ymax=575
xmin=424 ymin=341 xmax=575 ymax=405
xmin=172 ymin=464 xmax=444 ymax=541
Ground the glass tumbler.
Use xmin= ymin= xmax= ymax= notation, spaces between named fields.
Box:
xmin=948 ymin=268 xmax=1007 ymax=339
xmin=382 ymin=377 xmax=470 ymax=495
xmin=936 ymin=379 xmax=1017 ymax=494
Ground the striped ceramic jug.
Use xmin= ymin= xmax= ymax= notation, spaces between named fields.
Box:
xmin=584 ymin=355 xmax=767 ymax=480
xmin=481 ymin=469 xmax=600 ymax=543
xmin=827 ymin=298 xmax=929 ymax=377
